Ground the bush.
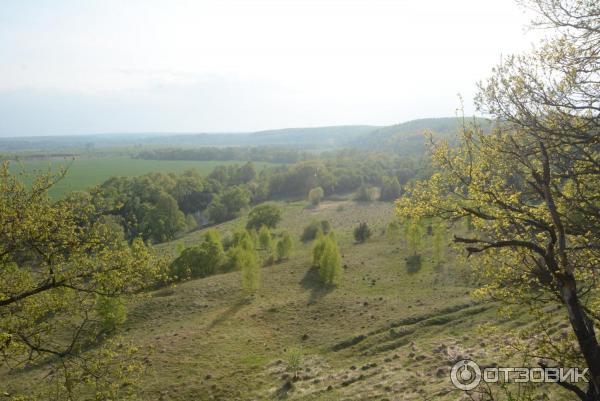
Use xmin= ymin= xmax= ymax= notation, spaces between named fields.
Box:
xmin=239 ymin=248 xmax=261 ymax=294
xmin=286 ymin=347 xmax=303 ymax=379
xmin=353 ymin=222 xmax=372 ymax=243
xmin=185 ymin=214 xmax=197 ymax=231
xmin=96 ymin=295 xmax=127 ymax=332
xmin=276 ymin=231 xmax=293 ymax=261
xmin=386 ymin=221 xmax=401 ymax=243
xmin=224 ymin=229 xmax=255 ymax=251
xmin=317 ymin=236 xmax=343 ymax=285
xmin=246 ymin=204 xmax=282 ymax=230
xmin=258 ymin=225 xmax=272 ymax=250
xmin=379 ymin=176 xmax=402 ymax=201
xmin=308 ymin=186 xmax=324 ymax=206
xmin=354 ymin=185 xmax=376 ymax=202
xmin=312 ymin=235 xmax=327 ymax=267
xmin=169 ymin=230 xmax=225 ymax=280
xmin=301 ymin=219 xmax=331 ymax=242
xmin=406 ymin=253 xmax=423 ymax=274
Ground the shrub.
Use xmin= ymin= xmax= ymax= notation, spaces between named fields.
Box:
xmin=246 ymin=204 xmax=282 ymax=230
xmin=185 ymin=214 xmax=197 ymax=231
xmin=406 ymin=253 xmax=423 ymax=274
xmin=318 ymin=236 xmax=343 ymax=285
xmin=276 ymin=231 xmax=293 ymax=261
xmin=239 ymin=248 xmax=261 ymax=294
xmin=353 ymin=222 xmax=372 ymax=243
xmin=312 ymin=235 xmax=327 ymax=267
xmin=224 ymin=230 xmax=254 ymax=251
xmin=96 ymin=295 xmax=127 ymax=332
xmin=386 ymin=221 xmax=401 ymax=243
xmin=258 ymin=225 xmax=272 ymax=250
xmin=379 ymin=176 xmax=402 ymax=201
xmin=286 ymin=347 xmax=303 ymax=379
xmin=406 ymin=218 xmax=424 ymax=252
xmin=169 ymin=230 xmax=225 ymax=280
xmin=301 ymin=219 xmax=331 ymax=242
xmin=354 ymin=185 xmax=376 ymax=202
xmin=308 ymin=186 xmax=324 ymax=206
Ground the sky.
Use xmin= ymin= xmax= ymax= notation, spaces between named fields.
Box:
xmin=0 ymin=0 xmax=537 ymax=137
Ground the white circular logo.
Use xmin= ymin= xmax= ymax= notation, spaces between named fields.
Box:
xmin=451 ymin=359 xmax=482 ymax=390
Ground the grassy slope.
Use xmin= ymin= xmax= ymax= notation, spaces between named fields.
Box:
xmin=6 ymin=157 xmax=276 ymax=199
xmin=132 ymin=200 xmax=480 ymax=400
xmin=3 ymin=200 xmax=570 ymax=400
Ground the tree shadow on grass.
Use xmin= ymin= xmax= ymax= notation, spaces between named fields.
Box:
xmin=300 ymin=266 xmax=334 ymax=305
xmin=206 ymin=296 xmax=251 ymax=331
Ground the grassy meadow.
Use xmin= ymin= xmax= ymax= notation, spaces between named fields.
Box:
xmin=4 ymin=198 xmax=569 ymax=401
xmin=6 ymin=157 xmax=277 ymax=199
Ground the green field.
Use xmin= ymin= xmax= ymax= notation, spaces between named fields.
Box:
xmin=6 ymin=157 xmax=277 ymax=199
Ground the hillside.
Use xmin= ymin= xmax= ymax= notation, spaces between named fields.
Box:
xmin=2 ymin=198 xmax=564 ymax=401
xmin=0 ymin=117 xmax=493 ymax=154
xmin=350 ymin=117 xmax=493 ymax=155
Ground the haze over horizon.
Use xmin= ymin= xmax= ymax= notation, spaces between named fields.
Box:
xmin=0 ymin=0 xmax=537 ymax=137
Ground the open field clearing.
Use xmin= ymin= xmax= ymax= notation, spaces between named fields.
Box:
xmin=6 ymin=157 xmax=277 ymax=199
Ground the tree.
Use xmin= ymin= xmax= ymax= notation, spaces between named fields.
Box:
xmin=397 ymin=124 xmax=600 ymax=398
xmin=464 ymin=1 xmax=600 ymax=398
xmin=308 ymin=186 xmax=324 ymax=206
xmin=276 ymin=231 xmax=293 ymax=261
xmin=312 ymin=234 xmax=328 ymax=267
xmin=169 ymin=230 xmax=225 ymax=280
xmin=406 ymin=217 xmax=424 ymax=253
xmin=95 ymin=295 xmax=127 ymax=332
xmin=354 ymin=185 xmax=375 ymax=202
xmin=353 ymin=222 xmax=372 ymax=243
xmin=238 ymin=248 xmax=261 ymax=294
xmin=380 ymin=176 xmax=402 ymax=201
xmin=206 ymin=195 xmax=228 ymax=224
xmin=221 ymin=186 xmax=251 ymax=216
xmin=246 ymin=203 xmax=282 ymax=230
xmin=0 ymin=163 xmax=159 ymax=399
xmin=301 ymin=219 xmax=331 ymax=242
xmin=317 ymin=236 xmax=343 ymax=286
xmin=142 ymin=192 xmax=187 ymax=242
xmin=258 ymin=225 xmax=272 ymax=250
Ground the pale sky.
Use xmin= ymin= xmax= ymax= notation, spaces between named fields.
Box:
xmin=0 ymin=0 xmax=536 ymax=136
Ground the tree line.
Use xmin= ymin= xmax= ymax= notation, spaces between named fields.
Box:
xmin=84 ymin=150 xmax=429 ymax=244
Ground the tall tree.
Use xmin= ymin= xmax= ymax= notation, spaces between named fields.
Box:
xmin=0 ymin=163 xmax=160 ymax=399
xmin=399 ymin=1 xmax=600 ymax=397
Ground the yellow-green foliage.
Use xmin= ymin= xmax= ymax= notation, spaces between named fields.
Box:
xmin=240 ymin=248 xmax=261 ymax=294
xmin=96 ymin=295 xmax=127 ymax=332
xmin=308 ymin=186 xmax=324 ymax=206
xmin=314 ymin=235 xmax=342 ymax=285
xmin=395 ymin=124 xmax=600 ymax=369
xmin=258 ymin=225 xmax=272 ymax=250
xmin=276 ymin=231 xmax=293 ymax=261
xmin=0 ymin=162 xmax=161 ymax=400
xmin=406 ymin=217 xmax=424 ymax=253
xmin=170 ymin=229 xmax=225 ymax=279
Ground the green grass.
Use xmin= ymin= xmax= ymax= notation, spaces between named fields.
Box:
xmin=6 ymin=157 xmax=277 ymax=199
xmin=3 ymin=200 xmax=567 ymax=401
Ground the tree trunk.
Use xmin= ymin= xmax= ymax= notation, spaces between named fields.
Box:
xmin=561 ymin=273 xmax=600 ymax=401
